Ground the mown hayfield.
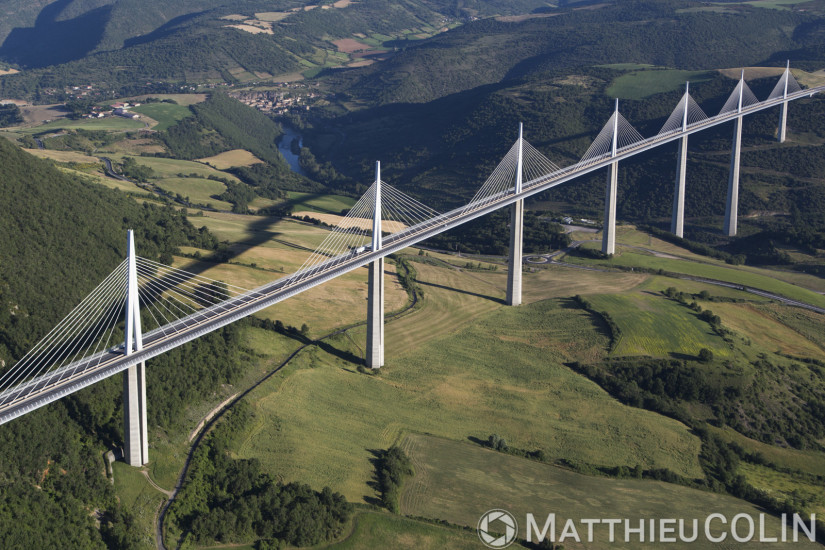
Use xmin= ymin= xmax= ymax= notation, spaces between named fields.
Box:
xmin=586 ymin=292 xmax=731 ymax=358
xmin=285 ymin=191 xmax=356 ymax=214
xmin=399 ymin=434 xmax=819 ymax=550
xmin=130 ymin=102 xmax=193 ymax=131
xmin=565 ymin=249 xmax=825 ymax=309
xmin=607 ymin=69 xmax=714 ymax=99
xmin=231 ymin=293 xmax=704 ymax=504
xmin=154 ymin=177 xmax=232 ymax=210
xmin=325 ymin=511 xmax=479 ymax=549
xmin=197 ymin=148 xmax=262 ymax=169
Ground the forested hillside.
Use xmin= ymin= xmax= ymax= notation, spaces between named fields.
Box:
xmin=0 ymin=137 xmax=254 ymax=549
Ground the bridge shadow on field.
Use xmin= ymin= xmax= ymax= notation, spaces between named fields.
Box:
xmin=416 ymin=279 xmax=504 ymax=304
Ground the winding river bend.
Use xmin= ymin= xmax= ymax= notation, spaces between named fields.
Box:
xmin=277 ymin=125 xmax=306 ymax=175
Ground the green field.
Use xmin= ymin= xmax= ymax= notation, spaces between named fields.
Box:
xmin=400 ymin=434 xmax=819 ymax=549
xmin=154 ymin=177 xmax=232 ymax=210
xmin=285 ymin=191 xmax=356 ymax=214
xmin=739 ymin=462 xmax=825 ymax=517
xmin=326 ymin=511 xmax=480 ymax=549
xmin=111 ymin=154 xmax=242 ymax=182
xmin=230 ymin=293 xmax=703 ymax=505
xmin=607 ymin=69 xmax=714 ymax=99
xmin=586 ymin=292 xmax=732 ymax=358
xmin=19 ymin=116 xmax=146 ymax=133
xmin=131 ymin=103 xmax=193 ymax=131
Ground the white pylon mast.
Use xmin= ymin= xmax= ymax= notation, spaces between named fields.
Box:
xmin=125 ymin=229 xmax=142 ymax=354
xmin=612 ymin=99 xmax=619 ymax=157
xmin=372 ymin=161 xmax=382 ymax=252
xmin=683 ymin=82 xmax=690 ymax=132
xmin=515 ymin=122 xmax=523 ymax=194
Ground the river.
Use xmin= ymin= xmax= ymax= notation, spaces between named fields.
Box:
xmin=277 ymin=125 xmax=306 ymax=175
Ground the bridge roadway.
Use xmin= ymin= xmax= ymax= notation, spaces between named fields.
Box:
xmin=1 ymin=84 xmax=823 ymax=424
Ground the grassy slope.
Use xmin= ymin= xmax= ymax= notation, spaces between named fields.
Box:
xmin=607 ymin=69 xmax=714 ymax=99
xmin=325 ymin=511 xmax=479 ymax=549
xmin=229 ymin=270 xmax=704 ymax=504
xmin=400 ymin=433 xmax=820 ymax=550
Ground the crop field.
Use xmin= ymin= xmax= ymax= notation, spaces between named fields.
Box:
xmin=399 ymin=434 xmax=819 ymax=550
xmin=563 ymin=248 xmax=825 ymax=309
xmin=229 ymin=285 xmax=704 ymax=504
xmin=757 ymin=303 xmax=825 ymax=350
xmin=197 ymin=148 xmax=262 ymax=169
xmin=284 ymin=191 xmax=356 ymax=214
xmin=154 ymin=177 xmax=232 ymax=210
xmin=607 ymin=69 xmax=714 ymax=99
xmin=586 ymin=292 xmax=731 ymax=358
xmin=326 ymin=512 xmax=479 ymax=549
xmin=130 ymin=103 xmax=192 ymax=131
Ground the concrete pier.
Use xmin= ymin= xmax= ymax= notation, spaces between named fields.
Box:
xmin=671 ymin=135 xmax=688 ymax=238
xmin=602 ymin=161 xmax=618 ymax=255
xmin=506 ymin=124 xmax=524 ymax=306
xmin=724 ymin=115 xmax=742 ymax=237
xmin=366 ymin=162 xmax=384 ymax=368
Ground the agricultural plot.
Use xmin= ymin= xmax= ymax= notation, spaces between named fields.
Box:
xmin=399 ymin=434 xmax=819 ymax=550
xmin=154 ymin=177 xmax=232 ymax=210
xmin=130 ymin=102 xmax=192 ymax=131
xmin=197 ymin=148 xmax=262 ymax=169
xmin=285 ymin=191 xmax=356 ymax=214
xmin=111 ymin=154 xmax=241 ymax=182
xmin=586 ymin=292 xmax=731 ymax=359
xmin=607 ymin=69 xmax=714 ymax=99
xmin=18 ymin=116 xmax=146 ymax=133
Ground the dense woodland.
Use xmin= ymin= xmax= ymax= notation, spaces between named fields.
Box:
xmin=0 ymin=137 xmax=255 ymax=548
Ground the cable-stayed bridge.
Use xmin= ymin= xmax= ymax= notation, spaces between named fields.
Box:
xmin=0 ymin=66 xmax=822 ymax=466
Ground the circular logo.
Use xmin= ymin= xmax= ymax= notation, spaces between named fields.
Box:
xmin=477 ymin=509 xmax=518 ymax=549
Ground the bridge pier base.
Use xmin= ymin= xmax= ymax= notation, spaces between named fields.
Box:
xmin=724 ymin=115 xmax=743 ymax=237
xmin=671 ymin=135 xmax=688 ymax=238
xmin=602 ymin=161 xmax=618 ymax=255
xmin=366 ymin=258 xmax=384 ymax=369
xmin=506 ymin=199 xmax=524 ymax=306
xmin=778 ymin=100 xmax=788 ymax=143
xmin=123 ymin=362 xmax=148 ymax=466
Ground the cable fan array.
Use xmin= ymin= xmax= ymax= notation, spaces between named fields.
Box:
xmin=719 ymin=78 xmax=761 ymax=115
xmin=579 ymin=109 xmax=645 ymax=165
xmin=134 ymin=257 xmax=252 ymax=337
xmin=659 ymin=92 xmax=709 ymax=135
xmin=461 ymin=138 xmax=562 ymax=214
xmin=0 ymin=258 xmax=253 ymax=408
xmin=287 ymin=180 xmax=441 ymax=286
xmin=0 ymin=260 xmax=129 ymax=407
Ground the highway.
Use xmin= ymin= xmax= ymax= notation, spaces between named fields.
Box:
xmin=1 ymin=83 xmax=823 ymax=424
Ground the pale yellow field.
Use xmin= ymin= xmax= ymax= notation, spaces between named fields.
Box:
xmin=198 ymin=149 xmax=262 ymax=169
xmin=23 ymin=148 xmax=100 ymax=164
xmin=225 ymin=23 xmax=273 ymax=35
xmin=0 ymin=68 xmax=19 ymax=75
xmin=254 ymin=11 xmax=290 ymax=21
